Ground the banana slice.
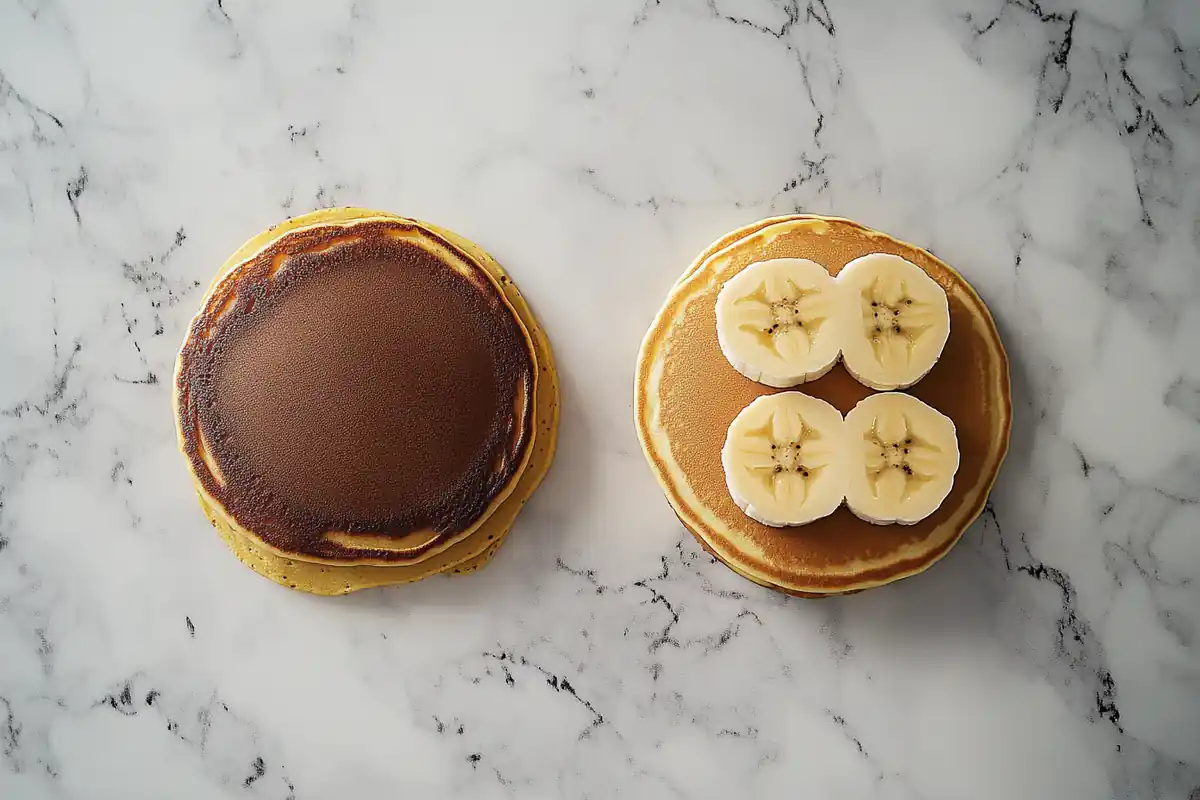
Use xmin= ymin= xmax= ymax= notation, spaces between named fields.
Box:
xmin=721 ymin=392 xmax=848 ymax=527
xmin=843 ymin=393 xmax=959 ymax=525
xmin=837 ymin=254 xmax=950 ymax=390
xmin=716 ymin=259 xmax=841 ymax=388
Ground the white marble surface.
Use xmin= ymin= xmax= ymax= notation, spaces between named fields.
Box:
xmin=1 ymin=0 xmax=1198 ymax=797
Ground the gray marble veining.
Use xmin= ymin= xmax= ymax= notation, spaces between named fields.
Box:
xmin=1 ymin=0 xmax=1198 ymax=797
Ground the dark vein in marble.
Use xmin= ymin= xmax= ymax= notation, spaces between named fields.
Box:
xmin=65 ymin=167 xmax=87 ymax=226
xmin=94 ymin=676 xmax=296 ymax=797
xmin=987 ymin=506 xmax=1126 ymax=736
xmin=0 ymin=68 xmax=64 ymax=146
xmin=712 ymin=0 xmax=800 ymax=39
xmin=2 ymin=330 xmax=82 ymax=422
xmin=244 ymin=756 xmax=265 ymax=787
xmin=121 ymin=227 xmax=193 ymax=300
xmin=633 ymin=580 xmax=680 ymax=652
xmin=556 ymin=556 xmax=608 ymax=594
xmin=482 ymin=650 xmax=606 ymax=737
xmin=1 ymin=696 xmax=19 ymax=762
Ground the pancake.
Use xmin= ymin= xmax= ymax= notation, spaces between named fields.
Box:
xmin=636 ymin=216 xmax=1011 ymax=596
xmin=195 ymin=210 xmax=560 ymax=595
xmin=174 ymin=209 xmax=558 ymax=588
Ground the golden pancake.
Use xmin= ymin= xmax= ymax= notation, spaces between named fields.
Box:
xmin=175 ymin=209 xmax=559 ymax=592
xmin=636 ymin=215 xmax=1011 ymax=595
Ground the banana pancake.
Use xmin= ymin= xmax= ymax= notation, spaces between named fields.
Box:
xmin=175 ymin=209 xmax=550 ymax=576
xmin=635 ymin=215 xmax=1011 ymax=596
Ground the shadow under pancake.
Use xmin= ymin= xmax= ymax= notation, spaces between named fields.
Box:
xmin=826 ymin=528 xmax=1008 ymax=641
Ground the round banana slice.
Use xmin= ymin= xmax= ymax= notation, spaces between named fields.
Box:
xmin=715 ymin=258 xmax=841 ymax=388
xmin=837 ymin=253 xmax=950 ymax=390
xmin=721 ymin=392 xmax=848 ymax=527
xmin=843 ymin=393 xmax=959 ymax=525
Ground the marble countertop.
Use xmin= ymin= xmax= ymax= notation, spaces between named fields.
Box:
xmin=2 ymin=0 xmax=1198 ymax=797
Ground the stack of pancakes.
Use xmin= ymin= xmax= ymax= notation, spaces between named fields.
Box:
xmin=636 ymin=216 xmax=1011 ymax=596
xmin=173 ymin=209 xmax=559 ymax=595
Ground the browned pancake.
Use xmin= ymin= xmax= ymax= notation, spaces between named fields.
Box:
xmin=176 ymin=217 xmax=536 ymax=565
xmin=636 ymin=216 xmax=1011 ymax=595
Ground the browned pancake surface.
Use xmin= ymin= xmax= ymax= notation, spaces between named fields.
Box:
xmin=177 ymin=220 xmax=535 ymax=562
